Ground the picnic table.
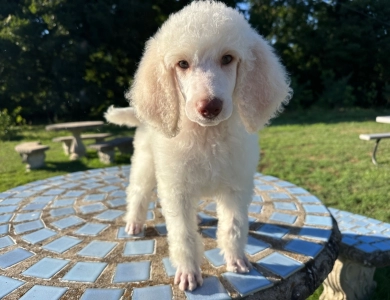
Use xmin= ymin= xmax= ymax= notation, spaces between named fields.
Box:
xmin=46 ymin=121 xmax=104 ymax=160
xmin=376 ymin=116 xmax=390 ymax=124
xmin=0 ymin=168 xmax=340 ymax=299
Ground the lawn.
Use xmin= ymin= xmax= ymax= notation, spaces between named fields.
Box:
xmin=1 ymin=108 xmax=390 ymax=299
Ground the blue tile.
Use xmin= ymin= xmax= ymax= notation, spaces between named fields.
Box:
xmin=245 ymin=236 xmax=270 ymax=255
xmin=303 ymin=205 xmax=329 ymax=214
xmin=270 ymin=212 xmax=297 ymax=225
xmin=284 ymin=239 xmax=323 ymax=258
xmin=14 ymin=212 xmax=41 ymax=223
xmin=108 ymin=198 xmax=127 ymax=208
xmin=0 ymin=205 xmax=18 ymax=214
xmin=0 ymin=236 xmax=14 ymax=249
xmin=124 ymin=240 xmax=155 ymax=256
xmin=252 ymin=195 xmax=263 ymax=202
xmin=146 ymin=211 xmax=154 ymax=220
xmin=0 ymin=213 xmax=13 ymax=224
xmin=248 ymin=216 xmax=257 ymax=225
xmin=0 ymin=192 xmax=15 ymax=199
xmin=81 ymin=288 xmax=124 ymax=300
xmin=110 ymin=190 xmax=126 ymax=198
xmin=296 ymin=196 xmax=321 ymax=204
xmin=0 ymin=275 xmax=25 ymax=298
xmin=51 ymin=199 xmax=76 ymax=208
xmin=261 ymin=175 xmax=279 ymax=181
xmin=63 ymin=190 xmax=85 ymax=197
xmin=51 ymin=216 xmax=85 ymax=229
xmin=355 ymin=243 xmax=378 ymax=253
xmin=22 ymin=257 xmax=69 ymax=279
xmin=60 ymin=183 xmax=80 ymax=189
xmin=22 ymin=203 xmax=46 ymax=211
xmin=298 ymin=227 xmax=331 ymax=242
xmin=256 ymin=185 xmax=276 ymax=191
xmin=80 ymin=203 xmax=106 ymax=214
xmin=63 ymin=262 xmax=107 ymax=282
xmin=31 ymin=196 xmax=56 ymax=203
xmin=43 ymin=236 xmax=82 ymax=253
xmin=43 ymin=189 xmax=64 ymax=196
xmin=222 ymin=268 xmax=273 ymax=297
xmin=255 ymin=224 xmax=290 ymax=239
xmin=0 ymin=224 xmax=9 ymax=235
xmin=22 ymin=228 xmax=57 ymax=244
xmin=356 ymin=235 xmax=383 ymax=244
xmin=274 ymin=202 xmax=297 ymax=211
xmin=248 ymin=204 xmax=262 ymax=214
xmin=305 ymin=215 xmax=333 ymax=227
xmin=0 ymin=248 xmax=34 ymax=269
xmin=198 ymin=213 xmax=218 ymax=225
xmin=113 ymin=261 xmax=151 ymax=283
xmin=132 ymin=285 xmax=172 ymax=300
xmin=202 ymin=227 xmax=217 ymax=239
xmin=162 ymin=257 xmax=177 ymax=277
xmin=0 ymin=198 xmax=24 ymax=206
xmin=269 ymin=193 xmax=291 ymax=200
xmin=75 ymin=223 xmax=108 ymax=236
xmin=274 ymin=181 xmax=295 ymax=187
xmin=117 ymin=226 xmax=145 ymax=239
xmin=78 ymin=241 xmax=117 ymax=258
xmin=83 ymin=194 xmax=106 ymax=202
xmin=257 ymin=252 xmax=304 ymax=278
xmin=100 ymin=186 xmax=119 ymax=193
xmin=20 ymin=285 xmax=68 ymax=300
xmin=14 ymin=220 xmax=44 ymax=234
xmin=205 ymin=203 xmax=217 ymax=212
xmin=341 ymin=236 xmax=359 ymax=246
xmin=185 ymin=276 xmax=231 ymax=300
xmin=50 ymin=207 xmax=76 ymax=217
xmin=155 ymin=223 xmax=168 ymax=235
xmin=373 ymin=240 xmax=390 ymax=251
xmin=94 ymin=209 xmax=124 ymax=221
xmin=14 ymin=191 xmax=36 ymax=198
xmin=287 ymin=187 xmax=309 ymax=194
xmin=205 ymin=248 xmax=225 ymax=267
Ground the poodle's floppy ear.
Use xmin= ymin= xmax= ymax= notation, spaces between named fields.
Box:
xmin=235 ymin=34 xmax=292 ymax=133
xmin=126 ymin=39 xmax=180 ymax=137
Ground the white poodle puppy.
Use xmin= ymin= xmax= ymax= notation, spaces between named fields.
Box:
xmin=105 ymin=1 xmax=291 ymax=291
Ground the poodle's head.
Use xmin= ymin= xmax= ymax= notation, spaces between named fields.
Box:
xmin=127 ymin=1 xmax=292 ymax=137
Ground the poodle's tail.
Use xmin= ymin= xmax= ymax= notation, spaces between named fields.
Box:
xmin=104 ymin=105 xmax=141 ymax=127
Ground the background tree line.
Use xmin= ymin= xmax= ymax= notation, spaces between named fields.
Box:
xmin=1 ymin=0 xmax=389 ymax=123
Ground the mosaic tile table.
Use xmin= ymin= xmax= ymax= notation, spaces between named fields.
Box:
xmin=0 ymin=166 xmax=340 ymax=299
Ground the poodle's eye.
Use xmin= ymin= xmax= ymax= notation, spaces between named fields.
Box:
xmin=221 ymin=55 xmax=233 ymax=65
xmin=178 ymin=60 xmax=190 ymax=69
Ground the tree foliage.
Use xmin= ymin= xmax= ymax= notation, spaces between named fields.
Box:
xmin=0 ymin=0 xmax=389 ymax=123
xmin=249 ymin=0 xmax=390 ymax=109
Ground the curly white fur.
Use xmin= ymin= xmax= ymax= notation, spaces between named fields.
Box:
xmin=105 ymin=1 xmax=291 ymax=291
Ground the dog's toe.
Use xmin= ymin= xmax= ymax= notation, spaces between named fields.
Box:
xmin=125 ymin=222 xmax=143 ymax=235
xmin=226 ymin=256 xmax=252 ymax=273
xmin=174 ymin=268 xmax=203 ymax=291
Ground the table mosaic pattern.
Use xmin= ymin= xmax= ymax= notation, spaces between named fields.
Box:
xmin=0 ymin=167 xmax=339 ymax=299
xmin=329 ymin=208 xmax=390 ymax=267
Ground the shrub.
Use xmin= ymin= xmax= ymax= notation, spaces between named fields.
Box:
xmin=0 ymin=107 xmax=25 ymax=140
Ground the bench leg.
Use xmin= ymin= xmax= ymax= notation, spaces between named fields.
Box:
xmin=97 ymin=148 xmax=115 ymax=164
xmin=320 ymin=257 xmax=376 ymax=300
xmin=371 ymin=138 xmax=382 ymax=165
xmin=62 ymin=140 xmax=72 ymax=156
xmin=20 ymin=151 xmax=46 ymax=171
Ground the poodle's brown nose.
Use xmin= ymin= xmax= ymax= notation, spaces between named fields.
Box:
xmin=197 ymin=98 xmax=223 ymax=119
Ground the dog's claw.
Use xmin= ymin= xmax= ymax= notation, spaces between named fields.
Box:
xmin=174 ymin=268 xmax=203 ymax=291
xmin=226 ymin=256 xmax=252 ymax=273
xmin=125 ymin=222 xmax=143 ymax=235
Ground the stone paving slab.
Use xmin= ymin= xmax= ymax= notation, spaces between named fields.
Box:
xmin=0 ymin=166 xmax=340 ymax=299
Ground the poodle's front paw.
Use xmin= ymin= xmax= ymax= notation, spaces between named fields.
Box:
xmin=125 ymin=222 xmax=143 ymax=235
xmin=226 ymin=255 xmax=252 ymax=273
xmin=174 ymin=267 xmax=203 ymax=291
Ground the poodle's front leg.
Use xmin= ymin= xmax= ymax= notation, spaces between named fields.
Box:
xmin=161 ymin=193 xmax=204 ymax=291
xmin=124 ymin=147 xmax=156 ymax=235
xmin=217 ymin=189 xmax=252 ymax=273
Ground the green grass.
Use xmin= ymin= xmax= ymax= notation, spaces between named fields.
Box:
xmin=1 ymin=108 xmax=390 ymax=299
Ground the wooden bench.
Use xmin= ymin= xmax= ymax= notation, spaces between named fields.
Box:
xmin=15 ymin=142 xmax=50 ymax=171
xmin=53 ymin=133 xmax=112 ymax=155
xmin=88 ymin=137 xmax=133 ymax=164
xmin=321 ymin=208 xmax=390 ymax=300
xmin=359 ymin=133 xmax=390 ymax=165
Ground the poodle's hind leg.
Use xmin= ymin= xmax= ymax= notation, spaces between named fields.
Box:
xmin=124 ymin=148 xmax=156 ymax=235
xmin=216 ymin=189 xmax=252 ymax=273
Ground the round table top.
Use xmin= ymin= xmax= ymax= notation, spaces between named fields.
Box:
xmin=376 ymin=116 xmax=390 ymax=124
xmin=46 ymin=121 xmax=104 ymax=131
xmin=0 ymin=167 xmax=340 ymax=300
